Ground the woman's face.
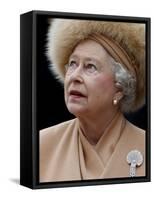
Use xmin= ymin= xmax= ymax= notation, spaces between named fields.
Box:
xmin=64 ymin=39 xmax=118 ymax=118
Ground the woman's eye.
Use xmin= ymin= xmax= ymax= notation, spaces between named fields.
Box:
xmin=65 ymin=61 xmax=78 ymax=72
xmin=69 ymin=61 xmax=77 ymax=68
xmin=86 ymin=64 xmax=97 ymax=72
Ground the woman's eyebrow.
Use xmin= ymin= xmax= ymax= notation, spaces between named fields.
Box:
xmin=69 ymin=54 xmax=78 ymax=60
xmin=85 ymin=57 xmax=100 ymax=63
xmin=85 ymin=57 xmax=104 ymax=67
xmin=69 ymin=54 xmax=102 ymax=64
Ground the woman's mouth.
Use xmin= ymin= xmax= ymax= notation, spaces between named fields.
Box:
xmin=69 ymin=90 xmax=86 ymax=99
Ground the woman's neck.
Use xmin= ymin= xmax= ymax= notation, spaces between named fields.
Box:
xmin=78 ymin=109 xmax=120 ymax=145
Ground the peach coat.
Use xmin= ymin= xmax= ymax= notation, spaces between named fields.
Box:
xmin=39 ymin=113 xmax=145 ymax=182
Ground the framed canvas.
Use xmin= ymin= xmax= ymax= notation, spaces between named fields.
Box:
xmin=20 ymin=10 xmax=151 ymax=189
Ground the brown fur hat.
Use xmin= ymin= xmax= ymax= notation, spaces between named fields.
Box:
xmin=47 ymin=19 xmax=145 ymax=112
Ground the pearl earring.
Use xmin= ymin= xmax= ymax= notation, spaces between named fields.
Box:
xmin=113 ymin=99 xmax=118 ymax=105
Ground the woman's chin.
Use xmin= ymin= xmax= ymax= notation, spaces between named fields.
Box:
xmin=67 ymin=104 xmax=87 ymax=116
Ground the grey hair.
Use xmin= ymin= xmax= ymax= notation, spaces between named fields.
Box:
xmin=112 ymin=62 xmax=136 ymax=113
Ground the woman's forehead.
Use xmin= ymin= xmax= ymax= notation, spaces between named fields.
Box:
xmin=70 ymin=39 xmax=113 ymax=63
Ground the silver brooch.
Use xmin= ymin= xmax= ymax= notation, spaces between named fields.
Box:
xmin=126 ymin=150 xmax=143 ymax=177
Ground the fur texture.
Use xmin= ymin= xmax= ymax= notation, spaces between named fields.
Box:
xmin=46 ymin=19 xmax=145 ymax=112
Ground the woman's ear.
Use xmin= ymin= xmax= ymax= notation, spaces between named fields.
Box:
xmin=113 ymin=91 xmax=123 ymax=106
xmin=114 ymin=82 xmax=124 ymax=102
xmin=114 ymin=91 xmax=124 ymax=102
xmin=115 ymin=82 xmax=123 ymax=91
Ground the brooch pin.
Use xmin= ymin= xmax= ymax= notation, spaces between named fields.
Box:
xmin=126 ymin=150 xmax=143 ymax=177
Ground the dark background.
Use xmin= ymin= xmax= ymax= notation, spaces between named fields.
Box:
xmin=36 ymin=15 xmax=147 ymax=131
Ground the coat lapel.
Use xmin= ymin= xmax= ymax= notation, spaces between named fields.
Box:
xmin=100 ymin=121 xmax=145 ymax=178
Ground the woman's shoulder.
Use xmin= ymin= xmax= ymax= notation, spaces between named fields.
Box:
xmin=126 ymin=120 xmax=145 ymax=134
xmin=40 ymin=118 xmax=77 ymax=142
xmin=124 ymin=120 xmax=145 ymax=143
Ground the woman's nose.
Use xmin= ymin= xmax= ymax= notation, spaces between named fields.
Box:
xmin=69 ymin=65 xmax=84 ymax=83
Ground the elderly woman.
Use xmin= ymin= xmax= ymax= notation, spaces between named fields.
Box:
xmin=40 ymin=19 xmax=145 ymax=182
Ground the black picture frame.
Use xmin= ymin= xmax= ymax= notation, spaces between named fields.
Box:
xmin=20 ymin=10 xmax=151 ymax=189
